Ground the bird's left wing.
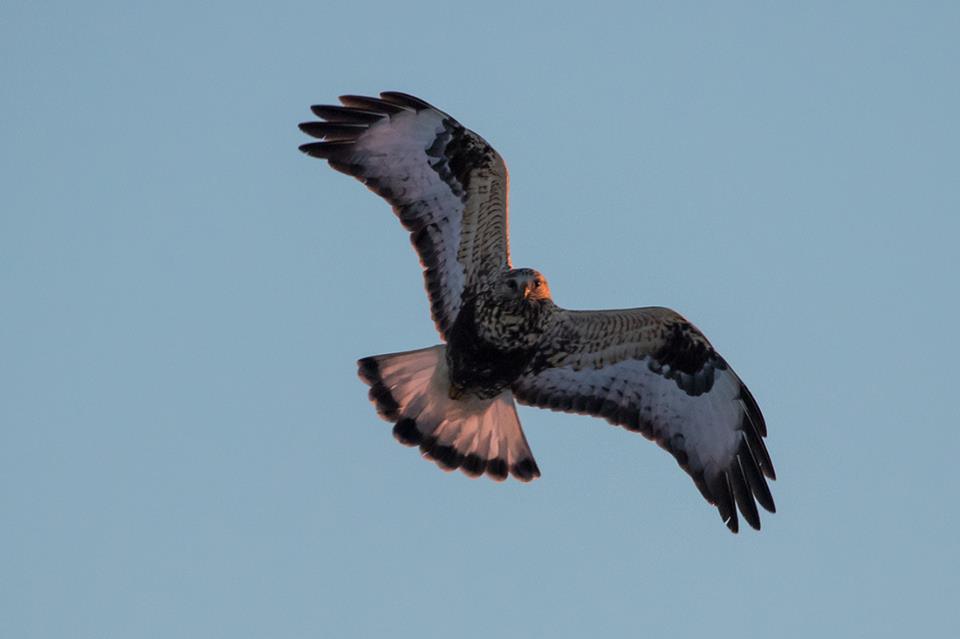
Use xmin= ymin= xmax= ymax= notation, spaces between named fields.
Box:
xmin=513 ymin=306 xmax=776 ymax=532
xmin=299 ymin=92 xmax=510 ymax=339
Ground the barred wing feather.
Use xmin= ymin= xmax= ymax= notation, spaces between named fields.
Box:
xmin=513 ymin=306 xmax=776 ymax=532
xmin=299 ymin=92 xmax=510 ymax=338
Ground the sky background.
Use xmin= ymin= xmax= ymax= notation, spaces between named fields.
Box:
xmin=3 ymin=1 xmax=959 ymax=637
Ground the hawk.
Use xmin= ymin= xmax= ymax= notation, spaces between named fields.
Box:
xmin=299 ymin=92 xmax=776 ymax=532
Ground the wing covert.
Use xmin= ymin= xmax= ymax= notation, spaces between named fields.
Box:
xmin=299 ymin=92 xmax=511 ymax=339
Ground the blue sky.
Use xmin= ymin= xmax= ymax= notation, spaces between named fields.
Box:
xmin=3 ymin=1 xmax=959 ymax=637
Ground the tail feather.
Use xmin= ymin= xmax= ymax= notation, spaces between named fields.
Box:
xmin=357 ymin=345 xmax=540 ymax=482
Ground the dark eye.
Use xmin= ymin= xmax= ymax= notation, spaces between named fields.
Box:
xmin=534 ymin=280 xmax=541 ymax=288
xmin=507 ymin=280 xmax=517 ymax=290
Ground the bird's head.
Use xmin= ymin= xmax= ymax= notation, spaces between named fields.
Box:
xmin=498 ymin=268 xmax=552 ymax=303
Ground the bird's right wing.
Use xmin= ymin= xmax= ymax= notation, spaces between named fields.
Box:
xmin=299 ymin=92 xmax=511 ymax=339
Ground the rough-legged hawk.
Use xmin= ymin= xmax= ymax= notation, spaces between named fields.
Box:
xmin=299 ymin=92 xmax=776 ymax=532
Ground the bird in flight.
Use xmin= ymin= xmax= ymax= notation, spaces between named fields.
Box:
xmin=299 ymin=92 xmax=776 ymax=532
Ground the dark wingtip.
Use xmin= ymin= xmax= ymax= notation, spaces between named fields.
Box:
xmin=298 ymin=121 xmax=366 ymax=141
xmin=310 ymin=104 xmax=385 ymax=124
xmin=739 ymin=384 xmax=767 ymax=436
xmin=379 ymin=91 xmax=434 ymax=111
xmin=739 ymin=440 xmax=776 ymax=514
xmin=298 ymin=142 xmax=321 ymax=157
xmin=299 ymin=141 xmax=351 ymax=159
xmin=739 ymin=386 xmax=776 ymax=481
xmin=709 ymin=473 xmax=739 ymax=533
xmin=339 ymin=94 xmax=406 ymax=115
xmin=730 ymin=462 xmax=762 ymax=531
xmin=765 ymin=462 xmax=778 ymax=482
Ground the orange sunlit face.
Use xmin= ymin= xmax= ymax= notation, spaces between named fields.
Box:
xmin=523 ymin=273 xmax=551 ymax=301
xmin=502 ymin=269 xmax=552 ymax=302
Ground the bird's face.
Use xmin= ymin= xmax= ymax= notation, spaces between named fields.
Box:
xmin=499 ymin=268 xmax=552 ymax=303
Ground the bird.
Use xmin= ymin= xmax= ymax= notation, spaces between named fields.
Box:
xmin=298 ymin=91 xmax=776 ymax=532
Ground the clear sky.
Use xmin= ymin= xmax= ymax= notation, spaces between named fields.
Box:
xmin=3 ymin=1 xmax=959 ymax=637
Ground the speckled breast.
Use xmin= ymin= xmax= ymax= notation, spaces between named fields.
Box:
xmin=444 ymin=296 xmax=546 ymax=399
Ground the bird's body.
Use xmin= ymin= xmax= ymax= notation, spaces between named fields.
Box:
xmin=446 ymin=269 xmax=553 ymax=399
xmin=300 ymin=92 xmax=777 ymax=532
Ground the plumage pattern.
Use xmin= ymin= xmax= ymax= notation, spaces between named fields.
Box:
xmin=299 ymin=92 xmax=776 ymax=532
xmin=299 ymin=92 xmax=509 ymax=338
xmin=358 ymin=346 xmax=540 ymax=482
xmin=513 ymin=307 xmax=775 ymax=532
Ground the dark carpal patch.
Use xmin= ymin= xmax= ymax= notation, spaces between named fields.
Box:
xmin=650 ymin=322 xmax=726 ymax=396
xmin=423 ymin=118 xmax=497 ymax=200
xmin=442 ymin=121 xmax=495 ymax=193
xmin=654 ymin=322 xmax=714 ymax=373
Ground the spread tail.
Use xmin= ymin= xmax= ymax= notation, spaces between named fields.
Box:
xmin=357 ymin=345 xmax=540 ymax=482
